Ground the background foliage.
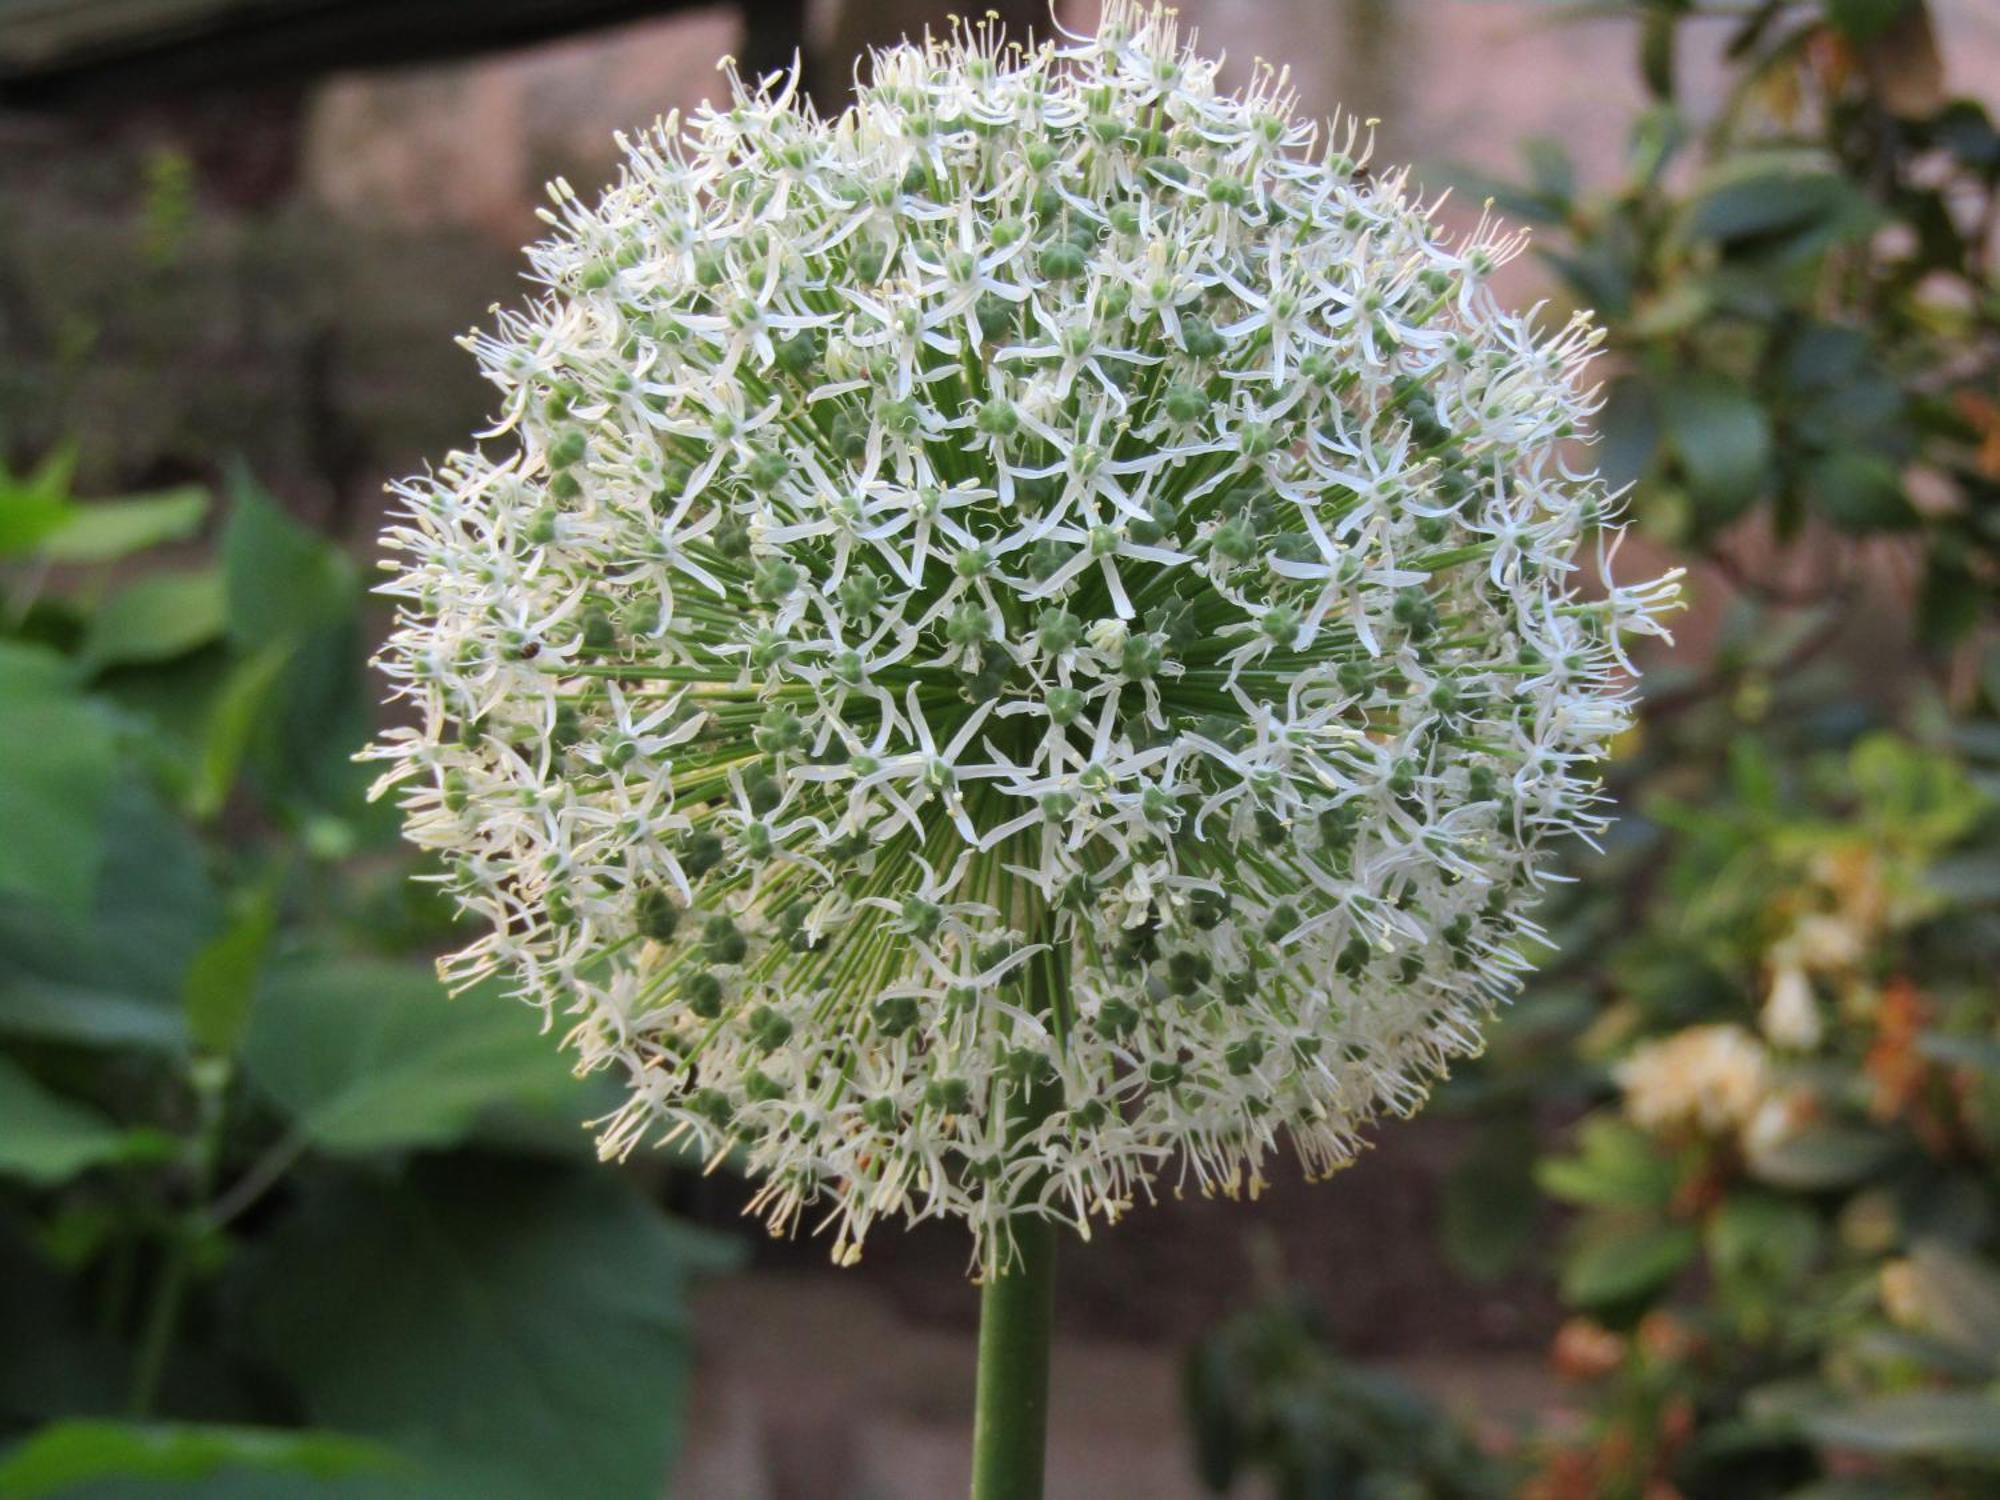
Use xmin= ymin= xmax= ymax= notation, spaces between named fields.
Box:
xmin=1187 ymin=1 xmax=1999 ymax=1496
xmin=0 ymin=461 xmax=735 ymax=1499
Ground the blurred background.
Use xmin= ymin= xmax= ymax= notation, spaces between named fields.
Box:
xmin=1 ymin=1 xmax=1996 ymax=1496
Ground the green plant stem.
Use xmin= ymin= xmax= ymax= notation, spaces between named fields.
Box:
xmin=130 ymin=1059 xmax=230 ymax=1416
xmin=969 ymin=924 xmax=1064 ymax=1500
xmin=970 ymin=1212 xmax=1056 ymax=1500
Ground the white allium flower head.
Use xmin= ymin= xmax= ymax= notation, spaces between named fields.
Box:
xmin=367 ymin=1 xmax=1681 ymax=1269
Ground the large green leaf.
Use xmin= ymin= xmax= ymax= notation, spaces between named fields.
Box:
xmin=220 ymin=478 xmax=354 ymax=648
xmin=242 ymin=1164 xmax=738 ymax=1500
xmin=215 ymin=475 xmax=371 ymax=815
xmin=0 ymin=1058 xmax=171 ymax=1185
xmin=0 ymin=1421 xmax=397 ymax=1497
xmin=238 ymin=960 xmax=583 ymax=1156
xmin=0 ymin=781 xmax=218 ymax=1051
xmin=0 ymin=644 xmax=118 ymax=914
xmin=38 ymin=487 xmax=210 ymax=565
xmin=76 ymin=571 xmax=228 ymax=676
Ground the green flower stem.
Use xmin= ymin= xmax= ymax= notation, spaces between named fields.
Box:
xmin=970 ymin=1206 xmax=1057 ymax=1500
xmin=970 ymin=926 xmax=1064 ymax=1500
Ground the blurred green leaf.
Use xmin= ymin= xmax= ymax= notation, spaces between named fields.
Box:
xmin=0 ymin=494 xmax=74 ymax=555
xmin=243 ymin=1163 xmax=738 ymax=1500
xmin=1597 ymin=376 xmax=1661 ymax=492
xmin=1824 ymin=0 xmax=1913 ymax=44
xmin=0 ymin=447 xmax=79 ymax=555
xmin=1707 ymin=1192 xmax=1820 ymax=1286
xmin=220 ymin=475 xmax=354 ymax=647
xmin=1562 ymin=1218 xmax=1698 ymax=1307
xmin=239 ymin=959 xmax=581 ymax=1156
xmin=1686 ymin=158 xmax=1876 ymax=260
xmin=1901 ymin=1241 xmax=2000 ymax=1367
xmin=1663 ymin=376 xmax=1771 ymax=521
xmin=0 ymin=1057 xmax=171 ymax=1185
xmin=1799 ymin=1392 xmax=2000 ymax=1461
xmin=1916 ymin=1031 xmax=2000 ymax=1075
xmin=188 ymin=640 xmax=293 ymax=822
xmin=1442 ymin=1116 xmax=1540 ymax=1281
xmin=1521 ymin=137 xmax=1575 ymax=211
xmin=0 ymin=1420 xmax=397 ymax=1497
xmin=182 ymin=885 xmax=281 ymax=1058
xmin=0 ymin=644 xmax=117 ymax=914
xmin=1183 ymin=1337 xmax=1245 ymax=1491
xmin=0 ymin=781 xmax=216 ymax=1051
xmin=1538 ymin=1117 xmax=1676 ymax=1210
xmin=1747 ymin=1125 xmax=1898 ymax=1191
xmin=39 ymin=487 xmax=209 ymax=566
xmin=1806 ymin=450 xmax=1915 ymax=533
xmin=76 ymin=570 xmax=227 ymax=676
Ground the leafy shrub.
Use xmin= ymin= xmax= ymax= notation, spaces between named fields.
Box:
xmin=0 ymin=455 xmax=734 ymax=1498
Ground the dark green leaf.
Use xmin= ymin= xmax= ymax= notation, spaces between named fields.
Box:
xmin=1800 ymin=1392 xmax=2000 ymax=1460
xmin=0 ymin=1421 xmax=397 ymax=1497
xmin=0 ymin=644 xmax=117 ymax=914
xmin=1806 ymin=450 xmax=1915 ymax=533
xmin=0 ymin=1058 xmax=171 ymax=1184
xmin=0 ymin=780 xmax=218 ymax=1050
xmin=1825 ymin=0 xmax=1913 ymax=44
xmin=1686 ymin=160 xmax=1874 ymax=259
xmin=1441 ymin=1117 xmax=1540 ymax=1281
xmin=239 ymin=959 xmax=583 ymax=1155
xmin=1182 ymin=1340 xmax=1244 ymax=1491
xmin=1596 ymin=376 xmax=1661 ymax=493
xmin=243 ymin=1163 xmax=739 ymax=1500
xmin=1663 ymin=376 xmax=1771 ymax=521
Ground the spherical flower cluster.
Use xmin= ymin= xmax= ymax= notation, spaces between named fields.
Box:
xmin=367 ymin=3 xmax=1680 ymax=1268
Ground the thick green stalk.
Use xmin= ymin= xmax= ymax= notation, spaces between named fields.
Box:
xmin=970 ymin=1210 xmax=1057 ymax=1500
xmin=969 ymin=927 xmax=1064 ymax=1500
